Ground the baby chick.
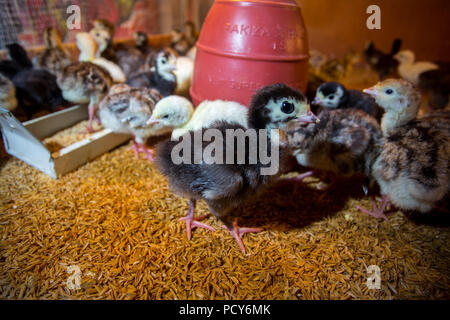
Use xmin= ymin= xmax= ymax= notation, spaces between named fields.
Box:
xmin=32 ymin=27 xmax=71 ymax=76
xmin=155 ymin=84 xmax=318 ymax=253
xmin=394 ymin=50 xmax=439 ymax=85
xmin=77 ymin=32 xmax=126 ymax=83
xmin=57 ymin=62 xmax=113 ymax=132
xmin=418 ymin=68 xmax=450 ymax=111
xmin=286 ymin=108 xmax=382 ymax=188
xmin=0 ymin=43 xmax=69 ymax=118
xmin=99 ymin=84 xmax=192 ymax=160
xmin=90 ymin=19 xmax=117 ymax=62
xmin=172 ymin=100 xmax=248 ymax=140
xmin=363 ymin=39 xmax=402 ymax=80
xmin=360 ymin=79 xmax=449 ymax=219
xmin=313 ymin=82 xmax=384 ymax=121
xmin=91 ymin=27 xmax=146 ymax=79
xmin=134 ymin=31 xmax=152 ymax=56
xmin=0 ymin=73 xmax=17 ymax=111
xmin=126 ymin=49 xmax=177 ymax=97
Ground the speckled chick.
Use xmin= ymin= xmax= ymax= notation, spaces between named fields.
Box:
xmin=126 ymin=49 xmax=177 ymax=97
xmin=57 ymin=62 xmax=113 ymax=132
xmin=313 ymin=82 xmax=384 ymax=122
xmin=99 ymin=85 xmax=193 ymax=160
xmin=0 ymin=73 xmax=17 ymax=111
xmin=155 ymin=83 xmax=318 ymax=253
xmin=361 ymin=79 xmax=449 ymax=219
xmin=286 ymin=108 xmax=383 ymax=182
xmin=32 ymin=27 xmax=71 ymax=76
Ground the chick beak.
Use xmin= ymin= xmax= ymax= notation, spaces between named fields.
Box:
xmin=146 ymin=117 xmax=160 ymax=125
xmin=168 ymin=64 xmax=177 ymax=72
xmin=312 ymin=97 xmax=321 ymax=105
xmin=363 ymin=87 xmax=378 ymax=98
xmin=297 ymin=111 xmax=320 ymax=124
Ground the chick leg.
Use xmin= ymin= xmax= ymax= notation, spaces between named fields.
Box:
xmin=293 ymin=170 xmax=315 ymax=182
xmin=130 ymin=138 xmax=155 ymax=161
xmin=179 ymin=199 xmax=216 ymax=240
xmin=86 ymin=102 xmax=96 ymax=133
xmin=225 ymin=220 xmax=263 ymax=254
xmin=85 ymin=97 xmax=102 ymax=133
xmin=357 ymin=195 xmax=391 ymax=221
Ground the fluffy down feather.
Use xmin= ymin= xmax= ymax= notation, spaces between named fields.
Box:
xmin=171 ymin=99 xmax=248 ymax=139
xmin=364 ymin=79 xmax=449 ymax=214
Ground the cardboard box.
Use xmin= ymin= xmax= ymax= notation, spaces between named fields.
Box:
xmin=0 ymin=105 xmax=130 ymax=179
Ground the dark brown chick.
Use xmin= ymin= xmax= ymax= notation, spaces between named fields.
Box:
xmin=155 ymin=83 xmax=318 ymax=254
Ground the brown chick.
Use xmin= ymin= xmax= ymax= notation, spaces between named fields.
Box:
xmin=57 ymin=62 xmax=113 ymax=133
xmin=360 ymin=79 xmax=449 ymax=220
xmin=286 ymin=108 xmax=382 ymax=191
xmin=32 ymin=27 xmax=71 ymax=76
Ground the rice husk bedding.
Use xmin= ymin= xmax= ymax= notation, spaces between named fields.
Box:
xmin=1 ymin=63 xmax=449 ymax=299
xmin=0 ymin=138 xmax=449 ymax=300
xmin=43 ymin=120 xmax=103 ymax=156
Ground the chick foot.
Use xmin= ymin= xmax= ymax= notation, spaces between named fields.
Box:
xmin=225 ymin=220 xmax=263 ymax=254
xmin=131 ymin=141 xmax=155 ymax=161
xmin=357 ymin=195 xmax=392 ymax=221
xmin=180 ymin=199 xmax=215 ymax=240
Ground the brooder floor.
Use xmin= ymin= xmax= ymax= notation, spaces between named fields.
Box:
xmin=0 ymin=141 xmax=449 ymax=300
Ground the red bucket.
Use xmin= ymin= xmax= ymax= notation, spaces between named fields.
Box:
xmin=190 ymin=0 xmax=309 ymax=107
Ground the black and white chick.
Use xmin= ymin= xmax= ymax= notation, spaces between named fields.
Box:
xmin=126 ymin=49 xmax=177 ymax=97
xmin=57 ymin=62 xmax=113 ymax=132
xmin=0 ymin=43 xmax=69 ymax=119
xmin=32 ymin=27 xmax=71 ymax=76
xmin=0 ymin=73 xmax=17 ymax=111
xmin=286 ymin=108 xmax=382 ymax=191
xmin=98 ymin=84 xmax=193 ymax=160
xmin=363 ymin=39 xmax=402 ymax=80
xmin=313 ymin=81 xmax=384 ymax=122
xmin=155 ymin=83 xmax=318 ymax=253
xmin=359 ymin=79 xmax=449 ymax=220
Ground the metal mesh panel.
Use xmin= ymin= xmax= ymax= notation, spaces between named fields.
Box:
xmin=0 ymin=0 xmax=210 ymax=49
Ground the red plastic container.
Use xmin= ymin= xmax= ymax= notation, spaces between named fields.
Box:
xmin=190 ymin=0 xmax=309 ymax=107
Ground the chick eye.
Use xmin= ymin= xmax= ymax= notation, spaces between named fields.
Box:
xmin=281 ymin=101 xmax=295 ymax=114
xmin=385 ymin=89 xmax=394 ymax=95
xmin=163 ymin=114 xmax=169 ymax=119
xmin=95 ymin=33 xmax=100 ymax=37
xmin=329 ymin=95 xmax=335 ymax=100
xmin=161 ymin=58 xmax=167 ymax=64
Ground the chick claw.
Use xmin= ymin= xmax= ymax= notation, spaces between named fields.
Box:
xmin=180 ymin=199 xmax=215 ymax=240
xmin=131 ymin=142 xmax=154 ymax=161
xmin=224 ymin=220 xmax=263 ymax=254
xmin=357 ymin=195 xmax=391 ymax=221
xmin=180 ymin=216 xmax=216 ymax=241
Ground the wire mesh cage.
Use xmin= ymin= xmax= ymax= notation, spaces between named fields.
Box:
xmin=0 ymin=0 xmax=214 ymax=49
